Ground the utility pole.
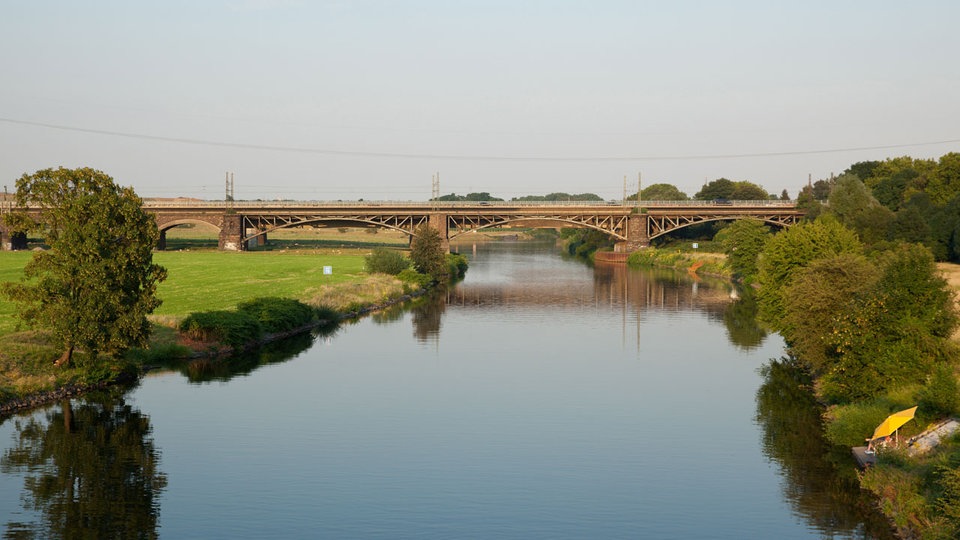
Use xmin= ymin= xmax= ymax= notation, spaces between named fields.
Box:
xmin=225 ymin=172 xmax=235 ymax=208
xmin=431 ymin=172 xmax=440 ymax=211
xmin=636 ymin=172 xmax=642 ymax=209
xmin=623 ymin=175 xmax=627 ymax=206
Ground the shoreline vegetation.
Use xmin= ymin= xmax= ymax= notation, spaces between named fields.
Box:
xmin=629 ymin=238 xmax=960 ymax=539
xmin=0 ymin=227 xmax=470 ymax=416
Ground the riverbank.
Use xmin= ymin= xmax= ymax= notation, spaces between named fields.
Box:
xmin=0 ymin=246 xmax=449 ymax=415
xmin=625 ymin=246 xmax=732 ymax=278
xmin=629 ymin=246 xmax=960 ymax=538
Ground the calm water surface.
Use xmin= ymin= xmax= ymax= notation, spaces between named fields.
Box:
xmin=1 ymin=241 xmax=894 ymax=538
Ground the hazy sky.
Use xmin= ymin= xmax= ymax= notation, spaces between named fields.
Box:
xmin=1 ymin=1 xmax=958 ymax=201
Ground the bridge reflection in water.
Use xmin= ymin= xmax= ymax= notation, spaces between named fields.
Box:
xmin=446 ymin=258 xmax=733 ymax=315
xmin=438 ymin=243 xmax=762 ymax=351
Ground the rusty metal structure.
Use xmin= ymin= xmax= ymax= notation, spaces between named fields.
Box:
xmin=1 ymin=199 xmax=803 ymax=251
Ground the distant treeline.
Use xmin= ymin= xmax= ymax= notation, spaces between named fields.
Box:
xmin=430 ymin=179 xmax=786 ymax=203
xmin=431 ymin=192 xmax=604 ymax=202
xmin=799 ymin=152 xmax=960 ymax=262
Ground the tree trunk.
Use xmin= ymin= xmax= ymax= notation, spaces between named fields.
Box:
xmin=62 ymin=400 xmax=74 ymax=433
xmin=55 ymin=344 xmax=74 ymax=367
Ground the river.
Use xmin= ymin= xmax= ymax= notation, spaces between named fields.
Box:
xmin=0 ymin=240 xmax=894 ymax=538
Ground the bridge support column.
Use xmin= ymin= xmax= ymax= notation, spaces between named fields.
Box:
xmin=157 ymin=230 xmax=166 ymax=251
xmin=219 ymin=214 xmax=245 ymax=251
xmin=0 ymin=224 xmax=27 ymax=251
xmin=617 ymin=214 xmax=649 ymax=252
xmin=429 ymin=213 xmax=450 ymax=252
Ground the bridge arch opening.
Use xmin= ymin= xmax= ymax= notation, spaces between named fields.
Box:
xmin=647 ymin=216 xmax=791 ymax=245
xmin=448 ymin=216 xmax=627 ymax=242
xmin=240 ymin=218 xmax=414 ymax=250
xmin=158 ymin=220 xmax=221 ymax=250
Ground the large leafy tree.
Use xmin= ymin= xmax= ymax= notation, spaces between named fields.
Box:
xmin=715 ymin=219 xmax=770 ymax=281
xmin=409 ymin=223 xmax=448 ymax=281
xmin=730 ymin=182 xmax=770 ymax=200
xmin=695 ymin=178 xmax=769 ymax=200
xmin=637 ymin=183 xmax=688 ymax=201
xmin=822 ymin=244 xmax=957 ymax=401
xmin=780 ymin=253 xmax=879 ymax=374
xmin=694 ymin=178 xmax=736 ymax=200
xmin=756 ymin=216 xmax=862 ymax=328
xmin=1 ymin=167 xmax=166 ymax=366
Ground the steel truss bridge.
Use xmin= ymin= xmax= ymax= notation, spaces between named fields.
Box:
xmin=134 ymin=199 xmax=803 ymax=251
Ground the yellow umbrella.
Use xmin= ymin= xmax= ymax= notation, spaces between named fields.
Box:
xmin=870 ymin=406 xmax=918 ymax=441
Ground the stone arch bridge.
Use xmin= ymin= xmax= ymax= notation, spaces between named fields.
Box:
xmin=1 ymin=199 xmax=802 ymax=251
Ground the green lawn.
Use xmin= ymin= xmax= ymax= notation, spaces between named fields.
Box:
xmin=0 ymin=250 xmax=375 ymax=335
xmin=0 ymin=252 xmax=34 ymax=335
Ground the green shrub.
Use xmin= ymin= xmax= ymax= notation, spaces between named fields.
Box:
xmin=936 ymin=465 xmax=960 ymax=535
xmin=446 ymin=253 xmax=469 ymax=279
xmin=824 ymin=401 xmax=892 ymax=447
xmin=365 ymin=248 xmax=411 ymax=275
xmin=179 ymin=310 xmax=263 ymax=348
xmin=125 ymin=343 xmax=192 ymax=363
xmin=397 ymin=268 xmax=432 ymax=287
xmin=627 ymin=250 xmax=657 ymax=267
xmin=313 ymin=305 xmax=341 ymax=323
xmin=237 ymin=297 xmax=316 ymax=334
xmin=860 ymin=465 xmax=931 ymax=532
xmin=919 ymin=365 xmax=960 ymax=417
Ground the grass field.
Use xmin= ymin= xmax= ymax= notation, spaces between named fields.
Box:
xmin=151 ymin=250 xmax=372 ymax=315
xmin=0 ymin=248 xmax=388 ymax=336
xmin=163 ymin=224 xmax=410 ymax=251
xmin=0 ymin=252 xmax=33 ymax=335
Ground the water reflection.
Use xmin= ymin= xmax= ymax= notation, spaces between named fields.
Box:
xmin=755 ymin=358 xmax=895 ymax=539
xmin=410 ymin=292 xmax=445 ymax=342
xmin=722 ymin=287 xmax=767 ymax=350
xmin=1 ymin=389 xmax=165 ymax=538
xmin=445 ymin=260 xmax=735 ymax=313
xmin=175 ymin=324 xmax=338 ymax=383
xmin=445 ymin=252 xmax=765 ymax=350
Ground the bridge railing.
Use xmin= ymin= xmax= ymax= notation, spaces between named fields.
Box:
xmin=140 ymin=199 xmax=799 ymax=209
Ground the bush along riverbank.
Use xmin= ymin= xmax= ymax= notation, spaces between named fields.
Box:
xmin=626 ymin=247 xmax=732 ymax=278
xmin=744 ymin=217 xmax=960 ymax=539
xmin=626 ymin=218 xmax=960 ymax=538
xmin=0 ymin=252 xmax=468 ymax=416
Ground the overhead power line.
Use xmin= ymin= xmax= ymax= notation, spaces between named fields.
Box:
xmin=1 ymin=116 xmax=958 ymax=162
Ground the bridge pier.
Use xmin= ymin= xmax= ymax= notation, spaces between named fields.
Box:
xmin=429 ymin=213 xmax=451 ymax=252
xmin=0 ymin=223 xmax=27 ymax=251
xmin=219 ymin=214 xmax=245 ymax=251
xmin=617 ymin=215 xmax=649 ymax=252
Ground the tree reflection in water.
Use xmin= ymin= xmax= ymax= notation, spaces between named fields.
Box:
xmin=410 ymin=292 xmax=445 ymax=342
xmin=755 ymin=358 xmax=896 ymax=539
xmin=1 ymin=389 xmax=165 ymax=539
xmin=178 ymin=323 xmax=338 ymax=383
xmin=723 ymin=288 xmax=767 ymax=350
